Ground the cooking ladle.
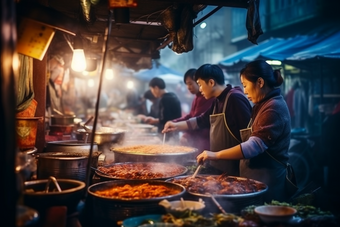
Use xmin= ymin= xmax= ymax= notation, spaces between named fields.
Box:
xmin=209 ymin=194 xmax=227 ymax=214
xmin=82 ymin=116 xmax=94 ymax=133
xmin=53 ymin=108 xmax=64 ymax=116
xmin=191 ymin=160 xmax=203 ymax=178
xmin=191 ymin=165 xmax=202 ymax=178
xmin=45 ymin=176 xmax=62 ymax=193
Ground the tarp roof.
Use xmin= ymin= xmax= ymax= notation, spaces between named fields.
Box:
xmin=134 ymin=60 xmax=182 ymax=82
xmin=218 ymin=29 xmax=340 ymax=71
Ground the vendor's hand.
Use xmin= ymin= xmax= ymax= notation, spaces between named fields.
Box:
xmin=144 ymin=116 xmax=156 ymax=124
xmin=196 ymin=150 xmax=218 ymax=163
xmin=162 ymin=121 xmax=177 ymax=133
xmin=137 ymin=114 xmax=147 ymax=123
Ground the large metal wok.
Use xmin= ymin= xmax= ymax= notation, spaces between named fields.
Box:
xmin=166 ymin=174 xmax=268 ymax=214
xmin=87 ymin=180 xmax=186 ymax=227
xmin=95 ymin=162 xmax=188 ymax=181
xmin=110 ymin=144 xmax=198 ymax=165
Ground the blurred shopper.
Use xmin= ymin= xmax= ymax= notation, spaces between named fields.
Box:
xmin=143 ymin=77 xmax=182 ymax=142
xmin=47 ymin=55 xmax=65 ymax=115
xmin=138 ymin=89 xmax=160 ymax=119
xmin=172 ymin=68 xmax=215 ymax=153
xmin=195 ymin=60 xmax=292 ymax=202
xmin=124 ymin=88 xmax=141 ymax=115
xmin=162 ymin=64 xmax=252 ymax=176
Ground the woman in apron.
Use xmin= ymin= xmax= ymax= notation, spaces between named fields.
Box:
xmin=162 ymin=64 xmax=252 ymax=176
xmin=196 ymin=60 xmax=291 ymax=202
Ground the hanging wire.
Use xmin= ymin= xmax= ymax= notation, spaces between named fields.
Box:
xmin=84 ymin=9 xmax=114 ymax=192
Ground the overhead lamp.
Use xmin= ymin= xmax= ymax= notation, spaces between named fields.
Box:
xmin=127 ymin=80 xmax=134 ymax=89
xmin=266 ymin=60 xmax=282 ymax=66
xmin=105 ymin=68 xmax=114 ymax=80
xmin=71 ymin=34 xmax=87 ymax=72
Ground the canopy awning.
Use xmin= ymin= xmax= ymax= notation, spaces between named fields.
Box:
xmin=218 ymin=29 xmax=340 ymax=72
xmin=134 ymin=60 xmax=182 ymax=83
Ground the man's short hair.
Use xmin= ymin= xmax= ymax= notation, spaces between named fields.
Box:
xmin=183 ymin=68 xmax=197 ymax=83
xmin=149 ymin=77 xmax=166 ymax=89
xmin=195 ymin=64 xmax=225 ymax=85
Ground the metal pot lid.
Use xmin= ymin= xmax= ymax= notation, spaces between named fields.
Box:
xmin=35 ymin=152 xmax=89 ymax=160
xmin=46 ymin=140 xmax=98 ymax=146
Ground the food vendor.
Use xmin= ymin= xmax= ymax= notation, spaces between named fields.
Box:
xmin=162 ymin=64 xmax=252 ymax=176
xmin=196 ymin=60 xmax=292 ymax=202
xmin=171 ymin=68 xmax=215 ymax=153
xmin=143 ymin=77 xmax=182 ymax=142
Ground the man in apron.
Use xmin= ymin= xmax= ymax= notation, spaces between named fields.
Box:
xmin=162 ymin=64 xmax=252 ymax=176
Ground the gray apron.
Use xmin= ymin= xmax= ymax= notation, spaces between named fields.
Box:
xmin=209 ymin=90 xmax=240 ymax=176
xmin=239 ymin=112 xmax=287 ymax=202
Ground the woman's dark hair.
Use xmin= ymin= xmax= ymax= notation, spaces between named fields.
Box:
xmin=183 ymin=68 xmax=197 ymax=83
xmin=195 ymin=64 xmax=225 ymax=85
xmin=149 ymin=77 xmax=166 ymax=89
xmin=143 ymin=89 xmax=156 ymax=101
xmin=240 ymin=60 xmax=283 ymax=87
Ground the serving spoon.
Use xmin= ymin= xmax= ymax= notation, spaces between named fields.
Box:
xmin=191 ymin=164 xmax=202 ymax=178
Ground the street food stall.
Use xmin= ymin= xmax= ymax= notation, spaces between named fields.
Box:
xmin=2 ymin=0 xmax=339 ymax=227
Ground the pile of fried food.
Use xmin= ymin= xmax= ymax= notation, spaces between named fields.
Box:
xmin=112 ymin=144 xmax=194 ymax=154
xmin=94 ymin=183 xmax=182 ymax=199
xmin=97 ymin=162 xmax=187 ymax=179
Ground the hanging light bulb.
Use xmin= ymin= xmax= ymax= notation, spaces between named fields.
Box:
xmin=105 ymin=68 xmax=114 ymax=80
xmin=127 ymin=80 xmax=134 ymax=89
xmin=71 ymin=34 xmax=87 ymax=72
xmin=71 ymin=49 xmax=86 ymax=72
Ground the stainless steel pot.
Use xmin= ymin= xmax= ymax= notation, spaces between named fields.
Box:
xmin=36 ymin=152 xmax=89 ymax=182
xmin=45 ymin=140 xmax=101 ymax=167
xmin=74 ymin=127 xmax=125 ymax=145
xmin=45 ymin=140 xmax=99 ymax=153
xmin=50 ymin=114 xmax=75 ymax=125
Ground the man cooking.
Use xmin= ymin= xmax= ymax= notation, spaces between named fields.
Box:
xmin=162 ymin=64 xmax=252 ymax=176
xmin=143 ymin=77 xmax=182 ymax=143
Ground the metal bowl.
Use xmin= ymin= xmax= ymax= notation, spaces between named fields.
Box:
xmin=23 ymin=178 xmax=85 ymax=214
xmin=95 ymin=162 xmax=188 ymax=181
